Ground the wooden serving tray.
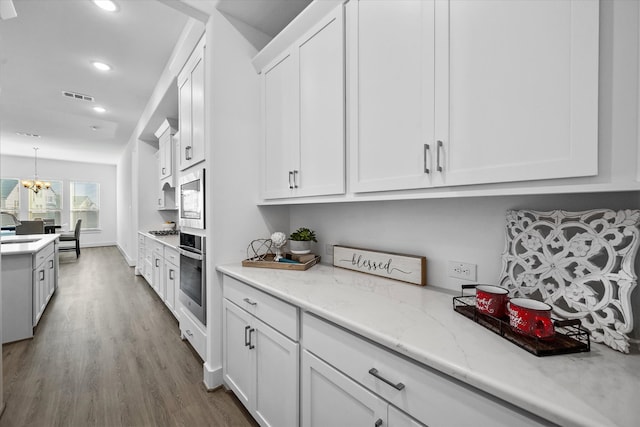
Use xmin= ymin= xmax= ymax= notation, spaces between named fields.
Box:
xmin=242 ymin=253 xmax=321 ymax=271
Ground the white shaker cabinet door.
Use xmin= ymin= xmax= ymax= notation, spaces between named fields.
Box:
xmin=223 ymin=299 xmax=253 ymax=410
xmin=261 ymin=51 xmax=299 ymax=199
xmin=436 ymin=0 xmax=599 ymax=186
xmin=253 ymin=317 xmax=299 ymax=427
xmin=302 ymin=350 xmax=387 ymax=427
xmin=349 ymin=0 xmax=436 ymax=193
xmin=388 ymin=406 xmax=426 ymax=427
xmin=296 ymin=5 xmax=345 ymax=198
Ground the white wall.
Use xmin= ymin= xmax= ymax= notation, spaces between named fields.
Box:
xmin=204 ymin=8 xmax=287 ymax=388
xmin=116 ymin=141 xmax=136 ymax=264
xmin=1 ymin=154 xmax=117 ymax=247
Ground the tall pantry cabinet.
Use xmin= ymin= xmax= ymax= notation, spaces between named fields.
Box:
xmin=178 ymin=37 xmax=206 ymax=171
xmin=348 ymin=0 xmax=599 ymax=193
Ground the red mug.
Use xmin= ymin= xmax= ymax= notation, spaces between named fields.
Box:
xmin=475 ymin=285 xmax=509 ymax=317
xmin=507 ymin=298 xmax=555 ymax=339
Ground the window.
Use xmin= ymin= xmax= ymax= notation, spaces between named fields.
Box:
xmin=1 ymin=178 xmax=20 ymax=216
xmin=28 ymin=180 xmax=63 ymax=224
xmin=70 ymin=182 xmax=100 ymax=229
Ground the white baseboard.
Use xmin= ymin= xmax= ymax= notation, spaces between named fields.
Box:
xmin=116 ymin=244 xmax=136 ymax=267
xmin=203 ymin=362 xmax=223 ymax=390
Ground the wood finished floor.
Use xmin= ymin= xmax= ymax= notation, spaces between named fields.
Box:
xmin=1 ymin=246 xmax=258 ymax=427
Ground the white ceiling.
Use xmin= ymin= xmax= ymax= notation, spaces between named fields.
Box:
xmin=0 ymin=0 xmax=311 ymax=166
xmin=0 ymin=0 xmax=188 ymax=165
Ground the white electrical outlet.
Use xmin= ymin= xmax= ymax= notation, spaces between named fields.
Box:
xmin=447 ymin=261 xmax=477 ymax=281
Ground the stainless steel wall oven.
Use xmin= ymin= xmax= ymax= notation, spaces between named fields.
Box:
xmin=178 ymin=232 xmax=206 ymax=325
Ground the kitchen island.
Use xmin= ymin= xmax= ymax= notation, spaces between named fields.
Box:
xmin=218 ymin=262 xmax=640 ymax=427
xmin=1 ymin=234 xmax=59 ymax=343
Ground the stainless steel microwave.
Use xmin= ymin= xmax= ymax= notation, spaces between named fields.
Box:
xmin=179 ymin=168 xmax=205 ymax=229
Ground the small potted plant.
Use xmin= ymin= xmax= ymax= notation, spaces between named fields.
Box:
xmin=288 ymin=227 xmax=317 ymax=254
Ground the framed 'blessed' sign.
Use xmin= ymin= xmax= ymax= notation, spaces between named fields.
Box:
xmin=333 ymin=245 xmax=427 ymax=286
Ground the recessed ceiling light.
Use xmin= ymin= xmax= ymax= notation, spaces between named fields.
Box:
xmin=91 ymin=61 xmax=112 ymax=71
xmin=93 ymin=106 xmax=106 ymax=113
xmin=92 ymin=0 xmax=118 ymax=12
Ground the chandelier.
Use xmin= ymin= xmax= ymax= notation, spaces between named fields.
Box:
xmin=22 ymin=147 xmax=51 ymax=194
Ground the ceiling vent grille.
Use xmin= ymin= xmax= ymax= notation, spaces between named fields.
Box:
xmin=62 ymin=91 xmax=94 ymax=102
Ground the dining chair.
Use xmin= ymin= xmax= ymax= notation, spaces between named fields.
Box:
xmin=59 ymin=219 xmax=82 ymax=257
xmin=15 ymin=220 xmax=44 ymax=235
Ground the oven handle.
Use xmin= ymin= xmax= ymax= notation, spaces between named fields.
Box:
xmin=178 ymin=248 xmax=204 ymax=261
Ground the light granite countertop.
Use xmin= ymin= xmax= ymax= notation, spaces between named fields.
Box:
xmin=0 ymin=233 xmax=59 ymax=255
xmin=217 ymin=262 xmax=640 ymax=427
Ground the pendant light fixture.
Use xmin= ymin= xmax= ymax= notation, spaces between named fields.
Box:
xmin=22 ymin=147 xmax=51 ymax=194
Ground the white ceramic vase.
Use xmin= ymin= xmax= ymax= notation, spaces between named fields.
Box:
xmin=289 ymin=240 xmax=311 ymax=254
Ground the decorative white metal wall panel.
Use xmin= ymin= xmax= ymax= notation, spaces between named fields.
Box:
xmin=499 ymin=209 xmax=640 ymax=353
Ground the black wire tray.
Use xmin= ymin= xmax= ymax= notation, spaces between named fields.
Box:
xmin=453 ymin=284 xmax=590 ymax=357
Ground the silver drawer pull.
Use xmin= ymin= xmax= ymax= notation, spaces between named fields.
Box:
xmin=436 ymin=140 xmax=443 ymax=172
xmin=368 ymin=368 xmax=405 ymax=391
xmin=243 ymin=298 xmax=257 ymax=306
xmin=423 ymin=143 xmax=430 ymax=174
xmin=244 ymin=325 xmax=251 ymax=347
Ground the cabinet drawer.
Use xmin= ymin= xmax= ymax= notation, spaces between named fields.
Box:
xmin=138 ymin=233 xmax=146 ymax=245
xmin=34 ymin=242 xmax=55 ymax=268
xmin=164 ymin=246 xmax=179 ymax=266
xmin=180 ymin=307 xmax=206 ymax=360
xmin=150 ymin=240 xmax=164 ymax=258
xmin=302 ymin=313 xmax=547 ymax=427
xmin=223 ymin=275 xmax=298 ymax=341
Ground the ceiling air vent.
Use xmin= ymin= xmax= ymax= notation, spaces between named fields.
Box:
xmin=62 ymin=91 xmax=94 ymax=102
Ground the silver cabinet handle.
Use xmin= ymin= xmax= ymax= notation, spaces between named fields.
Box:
xmin=423 ymin=143 xmax=430 ymax=174
xmin=375 ymin=419 xmax=383 ymax=427
xmin=185 ymin=146 xmax=193 ymax=160
xmin=288 ymin=171 xmax=294 ymax=189
xmin=155 ymin=259 xmax=160 ymax=267
xmin=169 ymin=269 xmax=175 ymax=280
xmin=248 ymin=328 xmax=255 ymax=349
xmin=293 ymin=170 xmax=299 ymax=188
xmin=39 ymin=270 xmax=45 ymax=281
xmin=244 ymin=325 xmax=251 ymax=347
xmin=49 ymin=260 xmax=54 ymax=269
xmin=158 ymin=198 xmax=162 ymax=205
xmin=368 ymin=368 xmax=405 ymax=390
xmin=243 ymin=297 xmax=257 ymax=306
xmin=436 ymin=140 xmax=443 ymax=172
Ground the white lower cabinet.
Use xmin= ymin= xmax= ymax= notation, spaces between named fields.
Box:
xmin=163 ymin=247 xmax=179 ymax=319
xmin=302 ymin=350 xmax=388 ymax=427
xmin=138 ymin=233 xmax=180 ymax=321
xmin=180 ymin=306 xmax=206 ymax=360
xmin=32 ymin=243 xmax=55 ymax=327
xmin=223 ymin=276 xmax=299 ymax=427
xmin=302 ymin=313 xmax=550 ymax=427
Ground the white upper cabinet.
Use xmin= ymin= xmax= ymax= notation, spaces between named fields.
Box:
xmin=261 ymin=4 xmax=346 ymax=199
xmin=178 ymin=37 xmax=206 ymax=171
xmin=349 ymin=0 xmax=436 ymax=193
xmin=435 ymin=0 xmax=599 ymax=187
xmin=349 ymin=0 xmax=599 ymax=193
xmin=155 ymin=119 xmax=177 ymax=187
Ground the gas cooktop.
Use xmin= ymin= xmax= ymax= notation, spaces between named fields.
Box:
xmin=148 ymin=230 xmax=179 ymax=236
